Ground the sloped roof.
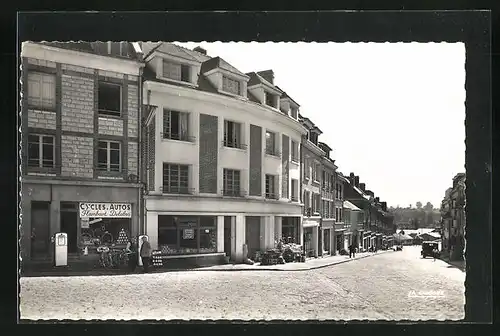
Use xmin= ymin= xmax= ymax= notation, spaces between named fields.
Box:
xmin=155 ymin=43 xmax=199 ymax=62
xmin=246 ymin=72 xmax=283 ymax=93
xmin=276 ymin=86 xmax=300 ymax=107
xmin=201 ymin=56 xmax=247 ymax=77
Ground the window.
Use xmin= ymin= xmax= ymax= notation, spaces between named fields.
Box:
xmin=223 ymin=169 xmax=241 ymax=196
xmin=265 ymin=174 xmax=277 ymax=199
xmin=339 ymin=184 xmax=343 ymax=200
xmin=28 ymin=134 xmax=55 ymax=168
xmin=265 ymin=92 xmax=276 ymax=108
xmin=163 ymin=109 xmax=190 ymax=141
xmin=222 ymin=76 xmax=241 ymax=95
xmin=304 ymin=190 xmax=311 ymax=215
xmin=290 ymin=107 xmax=298 ymax=119
xmin=28 ymin=72 xmax=55 ymax=110
xmin=291 ymin=179 xmax=298 ymax=201
xmin=322 ymin=200 xmax=327 ymax=218
xmin=162 ymin=163 xmax=190 ymax=194
xmin=291 ymin=140 xmax=299 ymax=162
xmin=224 ymin=120 xmax=242 ymax=148
xmin=323 ymin=171 xmax=327 ymax=190
xmin=304 ymin=159 xmax=310 ymax=180
xmin=97 ymin=140 xmax=121 ymax=172
xmin=265 ymin=130 xmax=277 ymax=156
xmin=309 ymin=132 xmax=318 ymax=145
xmin=163 ymin=60 xmax=190 ymax=82
xmin=98 ymin=82 xmax=122 ymax=117
xmin=312 ymin=163 xmax=317 ymax=181
xmin=109 ymin=42 xmax=129 ymax=57
xmin=315 ymin=164 xmax=321 ymax=182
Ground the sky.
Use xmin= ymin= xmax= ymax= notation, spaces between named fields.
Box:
xmin=176 ymin=42 xmax=465 ymax=208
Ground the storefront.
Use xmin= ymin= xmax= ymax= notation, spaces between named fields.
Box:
xmin=282 ymin=217 xmax=301 ymax=244
xmin=303 ymin=219 xmax=319 ymax=257
xmin=157 ymin=215 xmax=217 ymax=255
xmin=21 ymin=181 xmax=141 ymax=263
xmin=322 ymin=219 xmax=335 ymax=255
xmin=335 ymin=230 xmax=345 ymax=253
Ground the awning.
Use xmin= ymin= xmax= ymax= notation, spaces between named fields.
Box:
xmin=303 ymin=220 xmax=319 ymax=228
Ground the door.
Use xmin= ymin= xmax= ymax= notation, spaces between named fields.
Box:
xmin=224 ymin=216 xmax=231 ymax=257
xmin=323 ymin=229 xmax=330 ymax=253
xmin=31 ymin=202 xmax=50 ymax=259
xmin=60 ymin=210 xmax=78 ymax=253
xmin=245 ymin=216 xmax=261 ymax=259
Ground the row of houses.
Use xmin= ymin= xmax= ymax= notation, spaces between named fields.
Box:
xmin=21 ymin=41 xmax=396 ymax=268
xmin=440 ymin=173 xmax=466 ymax=261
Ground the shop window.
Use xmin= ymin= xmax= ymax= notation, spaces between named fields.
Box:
xmin=28 ymin=134 xmax=55 ymax=168
xmin=223 ymin=120 xmax=243 ymax=149
xmin=97 ymin=140 xmax=121 ymax=172
xmin=81 ymin=218 xmax=131 ymax=249
xmin=163 ymin=109 xmax=191 ymax=141
xmin=28 ymin=72 xmax=56 ymax=110
xmin=223 ymin=169 xmax=241 ymax=196
xmin=98 ymin=82 xmax=122 ymax=117
xmin=162 ymin=163 xmax=190 ymax=194
xmin=222 ymin=76 xmax=240 ymax=95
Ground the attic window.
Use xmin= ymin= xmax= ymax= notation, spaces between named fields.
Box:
xmin=265 ymin=92 xmax=277 ymax=108
xmin=222 ymin=76 xmax=240 ymax=95
xmin=163 ymin=60 xmax=190 ymax=82
xmin=290 ymin=107 xmax=298 ymax=119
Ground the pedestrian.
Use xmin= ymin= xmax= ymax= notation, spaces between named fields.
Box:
xmin=126 ymin=237 xmax=137 ymax=272
xmin=140 ymin=236 xmax=152 ymax=273
xmin=348 ymin=244 xmax=355 ymax=258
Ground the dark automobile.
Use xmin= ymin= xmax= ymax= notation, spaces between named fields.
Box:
xmin=421 ymin=241 xmax=440 ymax=258
xmin=393 ymin=245 xmax=403 ymax=251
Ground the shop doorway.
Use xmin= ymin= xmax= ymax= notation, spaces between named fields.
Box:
xmin=335 ymin=233 xmax=344 ymax=253
xmin=323 ymin=229 xmax=330 ymax=254
xmin=60 ymin=202 xmax=79 ymax=254
xmin=245 ymin=216 xmax=261 ymax=259
xmin=224 ymin=216 xmax=231 ymax=258
xmin=30 ymin=201 xmax=50 ymax=259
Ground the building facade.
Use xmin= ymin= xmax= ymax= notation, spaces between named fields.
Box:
xmin=319 ymin=142 xmax=337 ymax=256
xmin=300 ymin=116 xmax=325 ymax=257
xmin=140 ymin=43 xmax=307 ymax=263
xmin=21 ymin=42 xmax=144 ymax=264
xmin=440 ymin=173 xmax=465 ymax=261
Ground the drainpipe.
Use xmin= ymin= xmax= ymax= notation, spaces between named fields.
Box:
xmin=137 ymin=66 xmax=144 ymax=236
xmin=299 ymin=135 xmax=305 ymax=255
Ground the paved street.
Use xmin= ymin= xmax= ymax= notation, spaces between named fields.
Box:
xmin=20 ymin=246 xmax=465 ymax=321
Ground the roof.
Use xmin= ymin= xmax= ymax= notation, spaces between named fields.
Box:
xmin=154 ymin=43 xmax=199 ymax=62
xmin=201 ymin=56 xmax=248 ymax=78
xmin=246 ymin=72 xmax=282 ymax=93
xmin=343 ymin=201 xmax=361 ymax=211
xmin=276 ymin=86 xmax=300 ymax=107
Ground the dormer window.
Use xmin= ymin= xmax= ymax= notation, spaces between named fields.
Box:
xmin=163 ymin=60 xmax=190 ymax=82
xmin=265 ymin=92 xmax=277 ymax=108
xmin=290 ymin=107 xmax=298 ymax=119
xmin=222 ymin=76 xmax=241 ymax=95
xmin=93 ymin=42 xmax=129 ymax=57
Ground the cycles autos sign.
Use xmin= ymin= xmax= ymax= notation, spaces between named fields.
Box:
xmin=79 ymin=202 xmax=132 ymax=218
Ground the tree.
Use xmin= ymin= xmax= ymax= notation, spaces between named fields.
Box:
xmin=424 ymin=202 xmax=434 ymax=212
xmin=416 ymin=202 xmax=423 ymax=209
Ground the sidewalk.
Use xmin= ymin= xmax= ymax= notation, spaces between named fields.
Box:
xmin=439 ymin=256 xmax=466 ymax=272
xmin=195 ymin=250 xmax=393 ymax=272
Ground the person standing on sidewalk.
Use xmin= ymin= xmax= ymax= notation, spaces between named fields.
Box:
xmin=348 ymin=244 xmax=355 ymax=258
xmin=126 ymin=237 xmax=137 ymax=272
xmin=140 ymin=236 xmax=152 ymax=273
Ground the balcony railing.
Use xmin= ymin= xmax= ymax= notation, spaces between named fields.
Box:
xmin=221 ymin=189 xmax=247 ymax=197
xmin=304 ymin=207 xmax=312 ymax=217
xmin=291 ymin=195 xmax=299 ymax=202
xmin=161 ymin=133 xmax=196 ymax=143
xmin=160 ymin=186 xmax=195 ymax=195
xmin=265 ymin=148 xmax=281 ymax=158
xmin=222 ymin=140 xmax=248 ymax=150
xmin=265 ymin=192 xmax=279 ymax=200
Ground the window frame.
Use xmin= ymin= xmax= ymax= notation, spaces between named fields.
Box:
xmin=27 ymin=134 xmax=56 ymax=169
xmin=223 ymin=119 xmax=243 ymax=149
xmin=291 ymin=140 xmax=299 ymax=162
xmin=291 ymin=179 xmax=298 ymax=201
xmin=97 ymin=140 xmax=122 ymax=172
xmin=27 ymin=71 xmax=56 ymax=111
xmin=162 ymin=59 xmax=191 ymax=83
xmin=222 ymin=75 xmax=241 ymax=95
xmin=264 ymin=91 xmax=277 ymax=108
xmin=162 ymin=163 xmax=190 ymax=194
xmin=265 ymin=174 xmax=277 ymax=199
xmin=163 ymin=109 xmax=191 ymax=142
xmin=265 ymin=130 xmax=277 ymax=156
xmin=98 ymin=81 xmax=123 ymax=118
xmin=223 ymin=168 xmax=241 ymax=196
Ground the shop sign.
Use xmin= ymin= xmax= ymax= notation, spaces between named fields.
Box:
xmin=79 ymin=202 xmax=132 ymax=218
xmin=81 ymin=218 xmax=90 ymax=229
xmin=183 ymin=228 xmax=195 ymax=239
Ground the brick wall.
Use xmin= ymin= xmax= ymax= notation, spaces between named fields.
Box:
xmin=98 ymin=117 xmax=124 ymax=136
xmin=128 ymin=142 xmax=138 ymax=176
xmin=147 ymin=119 xmax=155 ymax=191
xmin=27 ymin=58 xmax=56 ymax=68
xmin=61 ymin=135 xmax=93 ymax=178
xmin=249 ymin=124 xmax=262 ymax=196
xmin=199 ymin=114 xmax=218 ymax=194
xmin=128 ymin=84 xmax=138 ymax=138
xmin=61 ymin=74 xmax=94 ymax=133
xmin=27 ymin=110 xmax=56 ymax=129
xmin=282 ymin=134 xmax=289 ymax=199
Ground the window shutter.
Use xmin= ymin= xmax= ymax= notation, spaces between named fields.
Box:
xmin=28 ymin=73 xmax=41 ymax=107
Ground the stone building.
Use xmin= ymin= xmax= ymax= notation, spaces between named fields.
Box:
xmin=441 ymin=173 xmax=465 ymax=261
xmin=21 ymin=42 xmax=144 ymax=265
xmin=139 ymin=43 xmax=307 ymax=263
xmin=319 ymin=142 xmax=337 ymax=255
xmin=300 ymin=115 xmax=324 ymax=257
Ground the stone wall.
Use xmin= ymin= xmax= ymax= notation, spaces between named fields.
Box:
xmin=27 ymin=110 xmax=57 ymax=130
xmin=61 ymin=74 xmax=94 ymax=134
xmin=128 ymin=141 xmax=138 ymax=176
xmin=61 ymin=135 xmax=93 ymax=178
xmin=98 ymin=117 xmax=124 ymax=136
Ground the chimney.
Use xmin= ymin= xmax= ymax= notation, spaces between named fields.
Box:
xmin=381 ymin=202 xmax=387 ymax=211
xmin=359 ymin=183 xmax=366 ymax=191
xmin=375 ymin=197 xmax=380 ymax=203
xmin=257 ymin=70 xmax=274 ymax=84
xmin=193 ymin=46 xmax=207 ymax=55
xmin=354 ymin=176 xmax=360 ymax=187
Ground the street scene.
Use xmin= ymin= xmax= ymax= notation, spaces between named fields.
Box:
xmin=20 ymin=246 xmax=465 ymax=320
xmin=19 ymin=41 xmax=465 ymax=321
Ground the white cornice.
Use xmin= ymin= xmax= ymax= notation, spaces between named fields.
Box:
xmin=21 ymin=42 xmax=143 ymax=76
xmin=249 ymin=83 xmax=282 ymax=96
xmin=144 ymin=80 xmax=308 ymax=136
xmin=304 ymin=140 xmax=326 ymax=156
xmin=151 ymin=50 xmax=201 ymax=66
xmin=204 ymin=68 xmax=250 ymax=82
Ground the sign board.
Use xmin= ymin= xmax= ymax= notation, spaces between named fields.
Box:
xmin=79 ymin=203 xmax=132 ymax=218
xmin=81 ymin=218 xmax=89 ymax=229
xmin=183 ymin=228 xmax=195 ymax=239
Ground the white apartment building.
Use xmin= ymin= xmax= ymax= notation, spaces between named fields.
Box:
xmin=140 ymin=43 xmax=307 ymax=262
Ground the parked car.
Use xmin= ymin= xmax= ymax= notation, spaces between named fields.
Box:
xmin=421 ymin=241 xmax=440 ymax=258
xmin=393 ymin=245 xmax=403 ymax=251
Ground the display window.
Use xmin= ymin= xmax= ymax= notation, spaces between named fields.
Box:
xmin=80 ymin=218 xmax=131 ymax=255
xmin=282 ymin=217 xmax=300 ymax=244
xmin=158 ymin=215 xmax=217 ymax=255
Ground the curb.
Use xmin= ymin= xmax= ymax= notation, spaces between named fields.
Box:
xmin=21 ymin=250 xmax=394 ymax=277
xmin=439 ymin=258 xmax=466 ymax=272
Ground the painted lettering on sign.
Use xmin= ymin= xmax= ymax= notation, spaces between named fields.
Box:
xmin=79 ymin=203 xmax=132 ymax=218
